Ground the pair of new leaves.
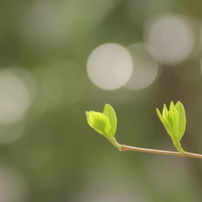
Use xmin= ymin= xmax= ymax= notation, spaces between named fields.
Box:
xmin=86 ymin=101 xmax=186 ymax=155
xmin=86 ymin=104 xmax=121 ymax=149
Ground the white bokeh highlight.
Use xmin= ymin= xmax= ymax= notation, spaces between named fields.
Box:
xmin=87 ymin=43 xmax=133 ymax=90
xmin=20 ymin=0 xmax=71 ymax=47
xmin=144 ymin=14 xmax=195 ymax=65
xmin=0 ymin=164 xmax=28 ymax=202
xmin=0 ymin=69 xmax=33 ymax=125
xmin=125 ymin=43 xmax=159 ymax=90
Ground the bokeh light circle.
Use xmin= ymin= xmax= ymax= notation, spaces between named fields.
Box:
xmin=0 ymin=164 xmax=28 ymax=202
xmin=144 ymin=14 xmax=195 ymax=65
xmin=125 ymin=43 xmax=160 ymax=90
xmin=19 ymin=1 xmax=71 ymax=47
xmin=0 ymin=68 xmax=34 ymax=125
xmin=87 ymin=43 xmax=133 ymax=90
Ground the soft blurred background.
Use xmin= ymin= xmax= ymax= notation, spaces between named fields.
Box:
xmin=1 ymin=0 xmax=202 ymax=201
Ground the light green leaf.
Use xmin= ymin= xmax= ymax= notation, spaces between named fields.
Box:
xmin=175 ymin=101 xmax=186 ymax=140
xmin=156 ymin=101 xmax=186 ymax=155
xmin=167 ymin=102 xmax=175 ymax=130
xmin=103 ymin=104 xmax=117 ymax=138
xmin=169 ymin=102 xmax=180 ymax=140
xmin=162 ymin=104 xmax=169 ymax=119
xmin=156 ymin=108 xmax=174 ymax=138
xmin=86 ymin=111 xmax=111 ymax=137
xmin=86 ymin=105 xmax=121 ymax=149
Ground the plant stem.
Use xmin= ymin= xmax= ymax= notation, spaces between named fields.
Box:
xmin=108 ymin=138 xmax=122 ymax=149
xmin=120 ymin=145 xmax=202 ymax=159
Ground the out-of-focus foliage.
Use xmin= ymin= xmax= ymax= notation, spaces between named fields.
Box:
xmin=0 ymin=0 xmax=202 ymax=201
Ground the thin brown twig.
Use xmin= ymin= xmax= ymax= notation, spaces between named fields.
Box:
xmin=120 ymin=145 xmax=202 ymax=159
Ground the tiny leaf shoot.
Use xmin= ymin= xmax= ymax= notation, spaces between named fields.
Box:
xmin=86 ymin=102 xmax=202 ymax=159
xmin=86 ymin=104 xmax=121 ymax=149
xmin=86 ymin=111 xmax=111 ymax=137
xmin=103 ymin=104 xmax=117 ymax=138
xmin=156 ymin=101 xmax=185 ymax=155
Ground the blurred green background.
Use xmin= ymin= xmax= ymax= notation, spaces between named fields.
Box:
xmin=1 ymin=0 xmax=202 ymax=201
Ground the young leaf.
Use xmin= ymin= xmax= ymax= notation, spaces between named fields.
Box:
xmin=86 ymin=111 xmax=111 ymax=137
xmin=156 ymin=101 xmax=186 ymax=155
xmin=86 ymin=105 xmax=121 ymax=149
xmin=156 ymin=108 xmax=174 ymax=138
xmin=175 ymin=101 xmax=186 ymax=140
xmin=103 ymin=104 xmax=117 ymax=138
xmin=162 ymin=104 xmax=169 ymax=119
